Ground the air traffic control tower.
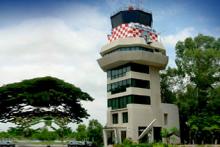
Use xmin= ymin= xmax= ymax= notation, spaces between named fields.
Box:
xmin=97 ymin=7 xmax=180 ymax=146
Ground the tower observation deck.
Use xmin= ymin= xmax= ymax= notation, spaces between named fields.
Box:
xmin=111 ymin=8 xmax=153 ymax=28
xmin=97 ymin=7 xmax=180 ymax=146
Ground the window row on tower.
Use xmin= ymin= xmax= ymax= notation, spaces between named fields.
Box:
xmin=104 ymin=46 xmax=162 ymax=56
xmin=107 ymin=78 xmax=150 ymax=94
xmin=107 ymin=63 xmax=149 ymax=80
xmin=108 ymin=95 xmax=151 ymax=110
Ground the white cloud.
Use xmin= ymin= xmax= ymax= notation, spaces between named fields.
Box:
xmin=0 ymin=5 xmax=109 ymax=130
xmin=162 ymin=27 xmax=195 ymax=48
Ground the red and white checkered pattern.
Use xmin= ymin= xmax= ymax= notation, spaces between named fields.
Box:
xmin=107 ymin=24 xmax=143 ymax=42
xmin=147 ymin=31 xmax=158 ymax=42
xmin=107 ymin=23 xmax=158 ymax=43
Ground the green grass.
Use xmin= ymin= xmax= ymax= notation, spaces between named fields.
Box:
xmin=13 ymin=140 xmax=69 ymax=145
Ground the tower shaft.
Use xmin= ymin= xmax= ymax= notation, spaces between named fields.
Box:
xmin=97 ymin=8 xmax=180 ymax=146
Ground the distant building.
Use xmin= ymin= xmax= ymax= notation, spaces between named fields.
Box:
xmin=97 ymin=7 xmax=180 ymax=146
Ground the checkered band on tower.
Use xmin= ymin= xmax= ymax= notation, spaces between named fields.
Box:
xmin=107 ymin=22 xmax=158 ymax=43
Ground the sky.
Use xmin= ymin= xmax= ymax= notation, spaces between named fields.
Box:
xmin=0 ymin=0 xmax=220 ymax=131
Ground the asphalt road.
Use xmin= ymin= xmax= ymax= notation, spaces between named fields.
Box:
xmin=16 ymin=144 xmax=67 ymax=147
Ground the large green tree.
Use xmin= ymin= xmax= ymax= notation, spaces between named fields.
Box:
xmin=87 ymin=119 xmax=103 ymax=146
xmin=161 ymin=34 xmax=220 ymax=144
xmin=0 ymin=76 xmax=93 ymax=127
xmin=75 ymin=124 xmax=87 ymax=141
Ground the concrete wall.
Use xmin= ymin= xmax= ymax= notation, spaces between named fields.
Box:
xmin=149 ymin=66 xmax=162 ymax=126
xmin=98 ymin=51 xmax=168 ymax=71
xmin=161 ymin=103 xmax=180 ymax=130
xmin=106 ymin=102 xmax=180 ymax=143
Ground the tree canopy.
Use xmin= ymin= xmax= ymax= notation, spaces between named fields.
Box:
xmin=0 ymin=119 xmax=103 ymax=144
xmin=87 ymin=119 xmax=103 ymax=145
xmin=76 ymin=119 xmax=103 ymax=146
xmin=0 ymin=76 xmax=93 ymax=125
xmin=160 ymin=34 xmax=220 ymax=144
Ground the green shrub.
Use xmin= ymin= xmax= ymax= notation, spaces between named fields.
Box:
xmin=131 ymin=143 xmax=153 ymax=147
xmin=113 ymin=144 xmax=124 ymax=147
xmin=123 ymin=138 xmax=133 ymax=145
xmin=31 ymin=129 xmax=58 ymax=141
xmin=113 ymin=142 xmax=171 ymax=147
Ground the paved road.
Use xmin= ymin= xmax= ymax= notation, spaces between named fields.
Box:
xmin=16 ymin=143 xmax=67 ymax=147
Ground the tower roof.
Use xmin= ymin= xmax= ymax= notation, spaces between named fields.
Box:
xmin=110 ymin=8 xmax=153 ymax=28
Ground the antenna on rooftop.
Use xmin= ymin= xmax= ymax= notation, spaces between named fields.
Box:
xmin=128 ymin=0 xmax=144 ymax=9
xmin=109 ymin=0 xmax=144 ymax=12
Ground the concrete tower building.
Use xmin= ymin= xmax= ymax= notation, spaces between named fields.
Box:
xmin=98 ymin=7 xmax=180 ymax=146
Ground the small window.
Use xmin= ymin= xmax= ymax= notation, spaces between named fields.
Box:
xmin=112 ymin=113 xmax=118 ymax=124
xmin=122 ymin=112 xmax=128 ymax=123
xmin=107 ymin=71 xmax=111 ymax=78
xmin=164 ymin=113 xmax=168 ymax=125
xmin=112 ymin=83 xmax=115 ymax=90
xmin=126 ymin=66 xmax=130 ymax=72
xmin=127 ymin=79 xmax=131 ymax=86
xmin=122 ymin=80 xmax=126 ymax=86
xmin=146 ymin=81 xmax=150 ymax=89
xmin=121 ymin=131 xmax=126 ymax=142
xmin=121 ymin=97 xmax=126 ymax=108
xmin=112 ymin=99 xmax=116 ymax=109
xmin=120 ymin=97 xmax=123 ymax=108
xmin=118 ymin=81 xmax=122 ymax=87
xmin=107 ymin=100 xmax=112 ymax=107
xmin=115 ymin=99 xmax=118 ymax=109
xmin=107 ymin=85 xmax=111 ymax=92
xmin=123 ymin=67 xmax=127 ymax=73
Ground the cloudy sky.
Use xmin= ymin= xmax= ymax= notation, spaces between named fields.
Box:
xmin=0 ymin=0 xmax=220 ymax=130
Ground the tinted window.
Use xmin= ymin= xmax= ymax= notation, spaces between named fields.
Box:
xmin=111 ymin=10 xmax=152 ymax=28
xmin=112 ymin=113 xmax=118 ymax=124
xmin=122 ymin=112 xmax=128 ymax=123
xmin=108 ymin=95 xmax=151 ymax=110
xmin=107 ymin=63 xmax=149 ymax=80
xmin=108 ymin=78 xmax=150 ymax=94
